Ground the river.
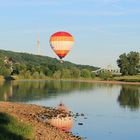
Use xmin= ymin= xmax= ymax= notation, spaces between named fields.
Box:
xmin=0 ymin=80 xmax=140 ymax=140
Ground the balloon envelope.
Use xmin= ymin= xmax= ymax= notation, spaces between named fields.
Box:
xmin=50 ymin=31 xmax=74 ymax=59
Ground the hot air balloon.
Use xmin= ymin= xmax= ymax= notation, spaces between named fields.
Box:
xmin=50 ymin=31 xmax=74 ymax=62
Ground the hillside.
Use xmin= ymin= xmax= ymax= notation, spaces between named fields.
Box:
xmin=0 ymin=49 xmax=98 ymax=70
xmin=0 ymin=49 xmax=98 ymax=79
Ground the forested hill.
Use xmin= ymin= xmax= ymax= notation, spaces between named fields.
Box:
xmin=0 ymin=49 xmax=98 ymax=79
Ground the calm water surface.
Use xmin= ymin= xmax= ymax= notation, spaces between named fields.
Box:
xmin=0 ymin=80 xmax=140 ymax=140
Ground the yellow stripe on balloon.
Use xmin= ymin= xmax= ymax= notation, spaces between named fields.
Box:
xmin=51 ymin=41 xmax=74 ymax=51
xmin=50 ymin=36 xmax=74 ymax=42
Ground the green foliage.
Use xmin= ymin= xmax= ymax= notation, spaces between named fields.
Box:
xmin=0 ymin=61 xmax=11 ymax=76
xmin=114 ymin=75 xmax=140 ymax=82
xmin=24 ymin=70 xmax=32 ymax=79
xmin=71 ymin=67 xmax=81 ymax=78
xmin=61 ymin=69 xmax=71 ymax=78
xmin=99 ymin=71 xmax=112 ymax=80
xmin=0 ymin=112 xmax=34 ymax=140
xmin=91 ymin=72 xmax=96 ymax=79
xmin=117 ymin=51 xmax=140 ymax=75
xmin=81 ymin=69 xmax=91 ymax=78
xmin=53 ymin=70 xmax=62 ymax=79
xmin=0 ymin=49 xmax=98 ymax=79
xmin=39 ymin=71 xmax=46 ymax=79
xmin=32 ymin=71 xmax=40 ymax=79
xmin=0 ymin=66 xmax=11 ymax=76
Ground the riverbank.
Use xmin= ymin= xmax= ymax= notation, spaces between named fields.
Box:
xmin=64 ymin=79 xmax=140 ymax=85
xmin=0 ymin=102 xmax=83 ymax=140
xmin=1 ymin=75 xmax=140 ymax=85
xmin=0 ymin=112 xmax=34 ymax=139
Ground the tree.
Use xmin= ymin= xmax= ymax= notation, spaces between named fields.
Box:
xmin=91 ymin=72 xmax=96 ymax=79
xmin=61 ymin=69 xmax=71 ymax=78
xmin=71 ymin=67 xmax=81 ymax=78
xmin=24 ymin=70 xmax=31 ymax=79
xmin=45 ymin=68 xmax=54 ymax=77
xmin=117 ymin=51 xmax=140 ymax=75
xmin=53 ymin=70 xmax=61 ymax=79
xmin=0 ymin=66 xmax=11 ymax=76
xmin=0 ymin=61 xmax=11 ymax=76
xmin=12 ymin=63 xmax=27 ymax=75
xmin=39 ymin=71 xmax=46 ymax=79
xmin=81 ymin=69 xmax=91 ymax=78
xmin=32 ymin=71 xmax=40 ymax=79
xmin=117 ymin=53 xmax=129 ymax=75
xmin=99 ymin=71 xmax=112 ymax=80
xmin=127 ymin=52 xmax=140 ymax=75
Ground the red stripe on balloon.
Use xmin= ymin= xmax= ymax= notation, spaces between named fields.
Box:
xmin=51 ymin=32 xmax=72 ymax=37
xmin=57 ymin=54 xmax=67 ymax=57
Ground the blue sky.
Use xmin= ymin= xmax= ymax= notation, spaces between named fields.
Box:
xmin=0 ymin=0 xmax=140 ymax=68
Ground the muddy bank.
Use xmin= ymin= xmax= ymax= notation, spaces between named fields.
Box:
xmin=0 ymin=102 xmax=83 ymax=140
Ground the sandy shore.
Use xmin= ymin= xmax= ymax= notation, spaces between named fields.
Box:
xmin=0 ymin=102 xmax=83 ymax=140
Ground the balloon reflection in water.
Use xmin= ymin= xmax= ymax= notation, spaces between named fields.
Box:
xmin=48 ymin=103 xmax=73 ymax=131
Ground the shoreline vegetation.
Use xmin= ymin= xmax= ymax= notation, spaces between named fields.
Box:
xmin=0 ymin=75 xmax=140 ymax=85
xmin=0 ymin=112 xmax=34 ymax=140
xmin=0 ymin=102 xmax=83 ymax=140
xmin=0 ymin=50 xmax=140 ymax=84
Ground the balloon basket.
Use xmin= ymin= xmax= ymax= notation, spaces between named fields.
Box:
xmin=60 ymin=60 xmax=63 ymax=63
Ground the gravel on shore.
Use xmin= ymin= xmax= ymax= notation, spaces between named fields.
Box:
xmin=0 ymin=102 xmax=83 ymax=140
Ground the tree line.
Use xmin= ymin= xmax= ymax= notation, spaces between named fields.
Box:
xmin=0 ymin=50 xmax=97 ymax=80
xmin=0 ymin=50 xmax=139 ymax=80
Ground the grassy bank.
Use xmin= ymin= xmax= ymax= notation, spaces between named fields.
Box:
xmin=1 ymin=74 xmax=140 ymax=84
xmin=0 ymin=112 xmax=34 ymax=140
xmin=114 ymin=75 xmax=140 ymax=82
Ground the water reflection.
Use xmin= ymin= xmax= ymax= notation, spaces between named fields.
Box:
xmin=1 ymin=80 xmax=140 ymax=140
xmin=118 ymin=85 xmax=140 ymax=110
xmin=48 ymin=103 xmax=73 ymax=132
xmin=0 ymin=80 xmax=95 ymax=102
xmin=0 ymin=82 xmax=13 ymax=101
xmin=0 ymin=81 xmax=140 ymax=111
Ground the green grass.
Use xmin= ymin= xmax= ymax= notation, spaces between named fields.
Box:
xmin=0 ymin=112 xmax=34 ymax=140
xmin=114 ymin=75 xmax=140 ymax=82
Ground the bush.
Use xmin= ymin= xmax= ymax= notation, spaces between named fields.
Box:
xmin=32 ymin=71 xmax=40 ymax=79
xmin=81 ymin=69 xmax=91 ymax=78
xmin=39 ymin=72 xmax=46 ymax=79
xmin=99 ymin=71 xmax=112 ymax=80
xmin=61 ymin=69 xmax=71 ymax=78
xmin=71 ymin=68 xmax=81 ymax=78
xmin=53 ymin=70 xmax=61 ymax=79
xmin=91 ymin=72 xmax=96 ymax=79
